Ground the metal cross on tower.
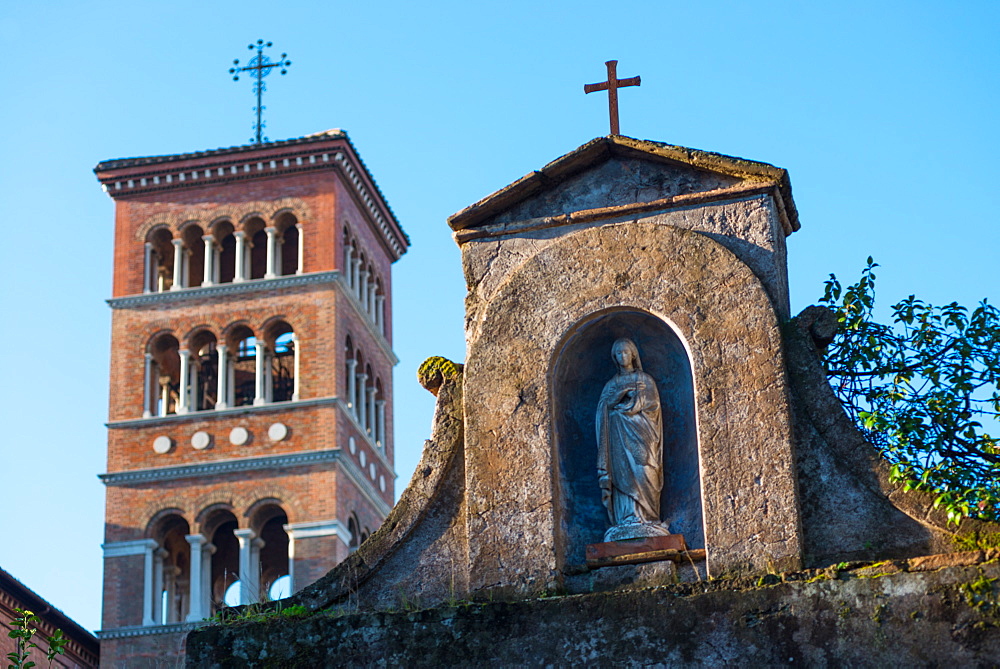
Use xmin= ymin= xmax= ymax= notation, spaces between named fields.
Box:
xmin=229 ymin=40 xmax=292 ymax=144
xmin=584 ymin=60 xmax=641 ymax=136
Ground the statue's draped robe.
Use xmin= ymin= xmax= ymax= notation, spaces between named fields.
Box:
xmin=597 ymin=370 xmax=663 ymax=526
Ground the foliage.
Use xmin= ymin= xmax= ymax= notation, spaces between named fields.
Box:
xmin=6 ymin=608 xmax=66 ymax=669
xmin=819 ymin=259 xmax=1000 ymax=525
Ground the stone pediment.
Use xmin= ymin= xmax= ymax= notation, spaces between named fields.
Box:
xmin=448 ymin=135 xmax=799 ymax=233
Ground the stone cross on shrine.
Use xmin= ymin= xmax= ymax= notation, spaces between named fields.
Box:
xmin=585 ymin=60 xmax=641 ymax=135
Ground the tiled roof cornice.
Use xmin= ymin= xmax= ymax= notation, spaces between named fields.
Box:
xmin=94 ymin=130 xmax=410 ymax=255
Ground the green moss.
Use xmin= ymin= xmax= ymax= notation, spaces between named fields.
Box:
xmin=417 ymin=356 xmax=465 ymax=394
xmin=953 ymin=531 xmax=1000 ymax=551
xmin=958 ymin=571 xmax=1000 ymax=618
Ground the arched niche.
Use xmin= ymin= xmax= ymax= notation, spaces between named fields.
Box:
xmin=554 ymin=309 xmax=702 ymax=566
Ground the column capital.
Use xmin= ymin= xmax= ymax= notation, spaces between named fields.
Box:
xmin=265 ymin=226 xmax=278 ymax=235
xmin=202 ymin=234 xmax=215 ymax=244
xmin=185 ymin=533 xmax=207 ymax=547
xmin=178 ymin=348 xmax=190 ymax=359
xmin=171 ymin=238 xmax=185 ymax=247
xmin=233 ymin=230 xmax=246 ymax=239
xmin=233 ymin=528 xmax=257 ymax=543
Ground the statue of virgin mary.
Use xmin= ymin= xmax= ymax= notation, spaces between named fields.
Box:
xmin=596 ymin=338 xmax=670 ymax=542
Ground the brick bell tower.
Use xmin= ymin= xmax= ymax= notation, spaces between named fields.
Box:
xmin=94 ymin=130 xmax=408 ymax=664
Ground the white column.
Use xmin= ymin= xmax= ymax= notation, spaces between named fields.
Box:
xmin=152 ymin=548 xmax=167 ymax=625
xmin=201 ymin=543 xmax=215 ymax=617
xmin=295 ymin=223 xmax=304 ymax=274
xmin=234 ymin=529 xmax=259 ymax=605
xmin=366 ymin=386 xmax=376 ymax=437
xmin=215 ymin=344 xmax=229 ymax=409
xmin=357 ymin=373 xmax=368 ymax=430
xmin=342 ymin=245 xmax=352 ymax=280
xmin=142 ymin=541 xmax=156 ymax=626
xmin=292 ymin=334 xmax=300 ymax=402
xmin=160 ymin=378 xmax=171 ymax=417
xmin=367 ymin=282 xmax=377 ymax=319
xmin=171 ymin=239 xmax=185 ymax=290
xmin=202 ymin=235 xmax=215 ymax=286
xmin=264 ymin=227 xmax=278 ymax=279
xmin=233 ymin=231 xmax=247 ymax=282
xmin=375 ymin=294 xmax=386 ymax=334
xmin=376 ymin=399 xmax=386 ymax=449
xmin=182 ymin=248 xmax=191 ymax=288
xmin=358 ymin=267 xmax=369 ymax=306
xmin=143 ymin=353 xmax=154 ymax=418
xmin=144 ymin=242 xmax=155 ymax=293
xmin=188 ymin=356 xmax=199 ymax=412
xmin=185 ymin=534 xmax=206 ymax=621
xmin=351 ymin=256 xmax=361 ymax=292
xmin=176 ymin=349 xmax=190 ymax=414
xmin=253 ymin=342 xmax=266 ymax=406
xmin=346 ymin=359 xmax=357 ymax=413
xmin=285 ymin=526 xmax=296 ymax=595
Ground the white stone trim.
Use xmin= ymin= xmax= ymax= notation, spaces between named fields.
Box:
xmin=284 ymin=519 xmax=351 ymax=544
xmin=97 ymin=621 xmax=202 ymax=639
xmin=102 ymin=539 xmax=158 ymax=558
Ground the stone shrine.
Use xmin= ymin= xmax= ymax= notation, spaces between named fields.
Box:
xmin=188 ymin=136 xmax=1000 ymax=666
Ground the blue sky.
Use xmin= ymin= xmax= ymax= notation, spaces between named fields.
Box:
xmin=0 ymin=1 xmax=997 ymax=632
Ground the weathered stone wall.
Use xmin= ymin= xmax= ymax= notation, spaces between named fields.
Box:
xmin=785 ymin=307 xmax=1000 ymax=566
xmin=187 ymin=558 xmax=1000 ymax=667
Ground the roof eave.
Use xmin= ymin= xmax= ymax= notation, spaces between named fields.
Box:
xmin=448 ymin=135 xmax=800 ymax=233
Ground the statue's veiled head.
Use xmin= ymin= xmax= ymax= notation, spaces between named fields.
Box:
xmin=612 ymin=338 xmax=643 ymax=373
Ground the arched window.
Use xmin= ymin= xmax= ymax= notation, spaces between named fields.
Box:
xmin=181 ymin=225 xmax=205 ymax=289
xmin=254 ymin=506 xmax=290 ymax=601
xmin=148 ymin=333 xmax=180 ymax=417
xmin=276 ymin=212 xmax=299 ymax=277
xmin=354 ymin=351 xmax=367 ymax=424
xmin=348 ymin=513 xmax=360 ymax=552
xmin=149 ymin=514 xmax=191 ymax=625
xmin=364 ymin=364 xmax=375 ymax=439
xmin=342 ymin=227 xmax=352 ymax=280
xmin=189 ymin=330 xmax=218 ymax=412
xmin=203 ymin=510 xmax=239 ymax=614
xmin=214 ymin=221 xmax=237 ymax=285
xmin=245 ymin=217 xmax=267 ymax=280
xmin=264 ymin=320 xmax=296 ymax=403
xmin=374 ymin=379 xmax=386 ymax=449
xmin=344 ymin=336 xmax=355 ymax=412
xmin=375 ymin=278 xmax=386 ymax=334
xmin=145 ymin=227 xmax=175 ymax=293
xmin=228 ymin=325 xmax=258 ymax=407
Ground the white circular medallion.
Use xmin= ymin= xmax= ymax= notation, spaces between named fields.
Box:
xmin=369 ymin=463 xmax=377 ymax=479
xmin=152 ymin=435 xmax=173 ymax=454
xmin=379 ymin=475 xmax=386 ymax=492
xmin=348 ymin=437 xmax=356 ymax=455
xmin=229 ymin=427 xmax=250 ymax=446
xmin=268 ymin=422 xmax=289 ymax=441
xmin=360 ymin=450 xmax=367 ymax=467
xmin=191 ymin=431 xmax=212 ymax=450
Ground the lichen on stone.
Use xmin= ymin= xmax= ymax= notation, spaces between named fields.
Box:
xmin=417 ymin=356 xmax=465 ymax=397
